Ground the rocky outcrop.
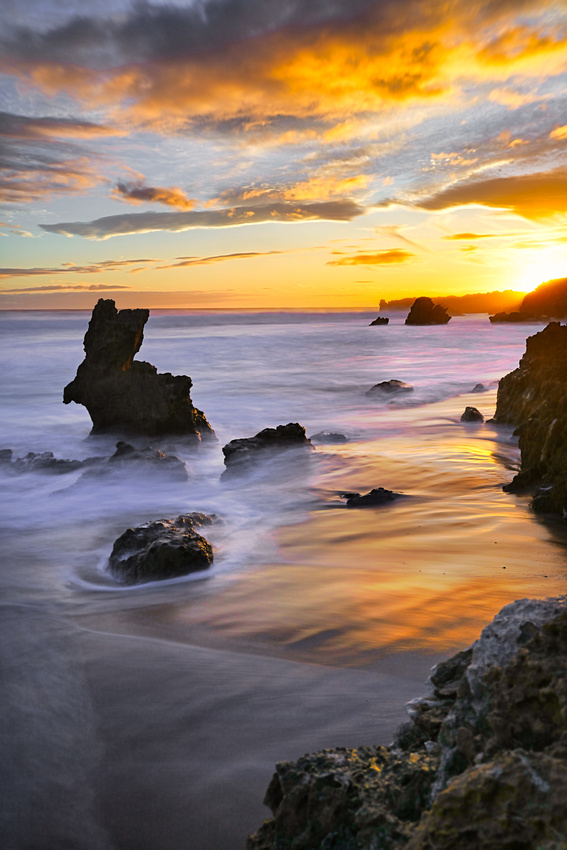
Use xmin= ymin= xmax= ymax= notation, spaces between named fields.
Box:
xmin=367 ymin=380 xmax=413 ymax=396
xmin=222 ymin=423 xmax=313 ymax=475
xmin=64 ymin=299 xmax=215 ymax=440
xmin=309 ymin=432 xmax=348 ymax=444
xmin=108 ymin=513 xmax=214 ymax=584
xmin=344 ymin=487 xmax=404 ymax=508
xmin=369 ymin=316 xmax=389 ymax=326
xmin=460 ymin=406 xmax=483 ymax=423
xmin=494 ymin=321 xmax=567 ymax=515
xmin=489 ymin=311 xmax=537 ymax=323
xmin=247 ymin=597 xmax=567 ymax=850
xmin=521 ymin=276 xmax=567 ymax=318
xmin=0 ymin=449 xmax=83 ymax=474
xmin=405 ymin=297 xmax=451 ymax=326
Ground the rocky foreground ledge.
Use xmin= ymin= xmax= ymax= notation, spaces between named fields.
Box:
xmin=494 ymin=321 xmax=567 ymax=515
xmin=64 ymin=299 xmax=215 ymax=440
xmin=247 ymin=597 xmax=567 ymax=849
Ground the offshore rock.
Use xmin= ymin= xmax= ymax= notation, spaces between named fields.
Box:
xmin=460 ymin=406 xmax=484 ymax=423
xmin=247 ymin=597 xmax=567 ymax=849
xmin=367 ymin=380 xmax=413 ymax=396
xmin=494 ymin=321 xmax=567 ymax=515
xmin=222 ymin=423 xmax=313 ymax=475
xmin=344 ymin=488 xmax=404 ymax=508
xmin=489 ymin=310 xmax=537 ymax=323
xmin=0 ymin=449 xmax=83 ymax=474
xmin=471 ymin=383 xmax=486 ymax=393
xmin=405 ymin=297 xmax=451 ymax=326
xmin=80 ymin=441 xmax=188 ymax=483
xmin=309 ymin=431 xmax=348 ymax=444
xmin=108 ymin=513 xmax=214 ymax=584
xmin=369 ymin=316 xmax=389 ymax=326
xmin=63 ymin=299 xmax=215 ymax=440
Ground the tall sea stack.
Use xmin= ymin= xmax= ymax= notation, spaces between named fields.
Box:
xmin=64 ymin=299 xmax=215 ymax=440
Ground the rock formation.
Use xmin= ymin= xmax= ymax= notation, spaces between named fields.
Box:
xmin=460 ymin=406 xmax=484 ymax=423
xmin=64 ymin=299 xmax=215 ymax=440
xmin=494 ymin=321 xmax=567 ymax=514
xmin=367 ymin=380 xmax=413 ymax=396
xmin=222 ymin=423 xmax=313 ymax=475
xmin=405 ymin=297 xmax=451 ymax=326
xmin=489 ymin=311 xmax=537 ymax=323
xmin=344 ymin=487 xmax=404 ymax=508
xmin=309 ymin=431 xmax=348 ymax=444
xmin=247 ymin=596 xmax=567 ymax=849
xmin=521 ymin=276 xmax=567 ymax=318
xmin=108 ymin=513 xmax=214 ymax=584
xmin=369 ymin=316 xmax=389 ymax=326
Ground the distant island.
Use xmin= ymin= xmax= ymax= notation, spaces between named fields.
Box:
xmin=379 ymin=289 xmax=524 ymax=315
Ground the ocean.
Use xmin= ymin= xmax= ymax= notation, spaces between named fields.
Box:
xmin=1 ymin=309 xmax=566 ymax=849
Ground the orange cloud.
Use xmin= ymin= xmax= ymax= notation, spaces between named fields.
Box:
xmin=112 ymin=182 xmax=196 ymax=210
xmin=0 ymin=258 xmax=156 ymax=278
xmin=328 ymin=249 xmax=414 ymax=266
xmin=159 ymin=251 xmax=283 ymax=269
xmin=550 ymin=125 xmax=567 ymax=140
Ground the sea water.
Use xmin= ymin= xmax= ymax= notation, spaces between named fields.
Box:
xmin=1 ymin=310 xmax=566 ymax=849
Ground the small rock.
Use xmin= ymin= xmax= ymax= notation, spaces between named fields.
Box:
xmin=309 ymin=431 xmax=348 ymax=444
xmin=369 ymin=316 xmax=389 ymax=326
xmin=108 ymin=513 xmax=214 ymax=584
xmin=344 ymin=487 xmax=404 ymax=508
xmin=460 ymin=406 xmax=484 ymax=423
xmin=222 ymin=423 xmax=313 ymax=475
xmin=367 ymin=380 xmax=413 ymax=396
xmin=471 ymin=383 xmax=486 ymax=393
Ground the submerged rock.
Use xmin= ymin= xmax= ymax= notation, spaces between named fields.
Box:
xmin=64 ymin=299 xmax=215 ymax=440
xmin=367 ymin=380 xmax=413 ymax=396
xmin=108 ymin=513 xmax=214 ymax=584
xmin=494 ymin=321 xmax=567 ymax=515
xmin=247 ymin=596 xmax=567 ymax=849
xmin=460 ymin=406 xmax=484 ymax=423
xmin=0 ymin=449 xmax=84 ymax=474
xmin=405 ymin=297 xmax=451 ymax=326
xmin=309 ymin=431 xmax=348 ymax=444
xmin=344 ymin=488 xmax=404 ymax=508
xmin=222 ymin=423 xmax=313 ymax=475
xmin=369 ymin=316 xmax=389 ymax=326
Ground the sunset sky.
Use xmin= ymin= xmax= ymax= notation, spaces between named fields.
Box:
xmin=1 ymin=0 xmax=567 ymax=309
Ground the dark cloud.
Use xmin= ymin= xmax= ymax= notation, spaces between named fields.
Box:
xmin=160 ymin=250 xmax=283 ymax=269
xmin=327 ymin=248 xmax=413 ymax=265
xmin=0 ymin=258 xmax=156 ymax=278
xmin=0 ymin=283 xmax=132 ymax=293
xmin=113 ymin=181 xmax=195 ymax=210
xmin=40 ymin=200 xmax=365 ymax=239
xmin=416 ymin=168 xmax=567 ymax=220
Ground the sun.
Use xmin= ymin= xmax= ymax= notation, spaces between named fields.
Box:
xmin=513 ymin=252 xmax=567 ymax=293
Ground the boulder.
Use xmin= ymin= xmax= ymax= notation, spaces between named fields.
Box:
xmin=222 ymin=423 xmax=313 ymax=475
xmin=309 ymin=431 xmax=348 ymax=445
xmin=493 ymin=321 xmax=567 ymax=514
xmin=247 ymin=597 xmax=567 ymax=850
xmin=64 ymin=299 xmax=215 ymax=440
xmin=367 ymin=380 xmax=413 ymax=396
xmin=344 ymin=487 xmax=404 ymax=508
xmin=369 ymin=316 xmax=389 ymax=326
xmin=460 ymin=406 xmax=484 ymax=423
xmin=405 ymin=297 xmax=451 ymax=326
xmin=108 ymin=513 xmax=214 ymax=584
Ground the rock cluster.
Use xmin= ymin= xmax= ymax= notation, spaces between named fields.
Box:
xmin=405 ymin=297 xmax=451 ymax=326
xmin=108 ymin=513 xmax=214 ymax=584
xmin=247 ymin=597 xmax=567 ymax=849
xmin=489 ymin=311 xmax=537 ymax=323
xmin=369 ymin=316 xmax=389 ymax=326
xmin=494 ymin=321 xmax=567 ymax=514
xmin=222 ymin=423 xmax=313 ymax=475
xmin=64 ymin=299 xmax=215 ymax=440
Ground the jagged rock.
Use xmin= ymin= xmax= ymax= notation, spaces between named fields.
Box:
xmin=2 ymin=450 xmax=83 ymax=474
xmin=367 ymin=380 xmax=413 ymax=396
xmin=460 ymin=406 xmax=484 ymax=423
xmin=405 ymin=297 xmax=451 ymax=326
xmin=222 ymin=423 xmax=313 ymax=475
xmin=108 ymin=513 xmax=214 ymax=584
xmin=247 ymin=597 xmax=567 ymax=849
xmin=344 ymin=488 xmax=404 ymax=508
xmin=369 ymin=316 xmax=389 ymax=326
xmin=494 ymin=321 xmax=567 ymax=515
xmin=489 ymin=310 xmax=537 ymax=323
xmin=63 ymin=299 xmax=215 ymax=440
xmin=309 ymin=431 xmax=348 ymax=444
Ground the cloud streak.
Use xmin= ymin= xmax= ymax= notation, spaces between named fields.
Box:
xmin=40 ymin=200 xmax=366 ymax=239
xmin=0 ymin=283 xmax=132 ymax=293
xmin=112 ymin=181 xmax=196 ymax=210
xmin=328 ymin=249 xmax=414 ymax=266
xmin=0 ymin=258 xmax=156 ymax=278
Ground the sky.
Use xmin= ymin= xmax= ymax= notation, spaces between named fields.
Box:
xmin=1 ymin=0 xmax=567 ymax=310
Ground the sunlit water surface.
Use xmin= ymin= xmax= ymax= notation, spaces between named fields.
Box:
xmin=1 ymin=310 xmax=565 ymax=849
